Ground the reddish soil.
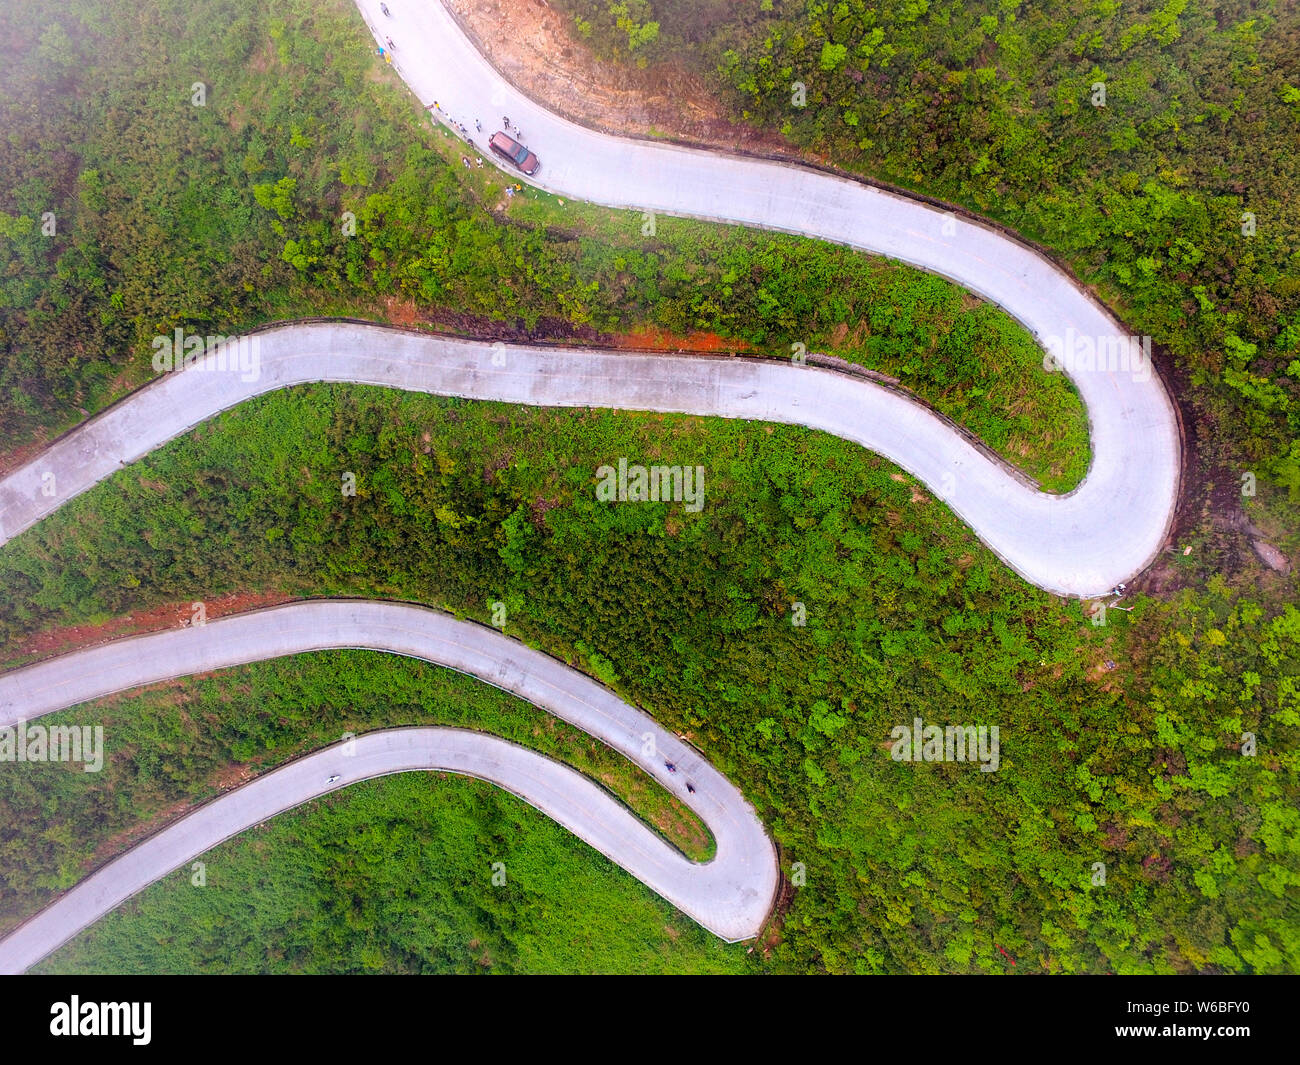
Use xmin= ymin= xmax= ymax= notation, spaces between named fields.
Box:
xmin=0 ymin=431 xmax=61 ymax=478
xmin=7 ymin=590 xmax=295 ymax=668
xmin=607 ymin=326 xmax=746 ymax=354
xmin=411 ymin=297 xmax=748 ymax=357
xmin=383 ymin=294 xmax=426 ymax=328
xmin=447 ymin=0 xmax=792 ymax=156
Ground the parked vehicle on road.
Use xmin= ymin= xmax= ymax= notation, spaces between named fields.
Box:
xmin=489 ymin=131 xmax=540 ymax=176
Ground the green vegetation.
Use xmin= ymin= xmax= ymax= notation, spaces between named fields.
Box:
xmin=2 ymin=387 xmax=1296 ymax=972
xmin=1 ymin=0 xmax=1297 ymax=976
xmin=573 ymin=0 xmax=663 ymax=65
xmin=0 ymin=0 xmax=1085 ymax=489
xmin=35 ymin=774 xmax=746 ymax=974
xmin=557 ymin=0 xmax=1300 ymax=494
xmin=0 ymin=648 xmax=714 ymax=934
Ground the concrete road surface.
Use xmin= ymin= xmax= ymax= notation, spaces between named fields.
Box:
xmin=0 ymin=2 xmax=1181 ymax=597
xmin=357 ymin=0 xmax=1180 ymax=589
xmin=0 ymin=0 xmax=1187 ymax=974
xmin=0 ymin=601 xmax=779 ymax=971
xmin=0 ymin=320 xmax=1167 ymax=597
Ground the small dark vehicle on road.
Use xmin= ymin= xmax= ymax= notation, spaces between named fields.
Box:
xmin=489 ymin=130 xmax=540 ymax=176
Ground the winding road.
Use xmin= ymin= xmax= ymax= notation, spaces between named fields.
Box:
xmin=0 ymin=2 xmax=1180 ymax=597
xmin=2 ymin=319 xmax=1163 ymax=596
xmin=0 ymin=601 xmax=778 ymax=972
xmin=361 ymin=0 xmax=1180 ymax=592
xmin=0 ymin=0 xmax=1185 ymax=970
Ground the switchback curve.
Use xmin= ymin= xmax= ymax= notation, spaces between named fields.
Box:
xmin=0 ymin=600 xmax=779 ymax=971
xmin=0 ymin=320 xmax=1162 ymax=597
xmin=0 ymin=0 xmax=1182 ymax=597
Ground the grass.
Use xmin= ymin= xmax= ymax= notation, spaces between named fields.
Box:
xmin=0 ymin=648 xmax=715 ymax=935
xmin=35 ymin=773 xmax=748 ymax=974
xmin=429 ymin=121 xmax=1091 ymax=492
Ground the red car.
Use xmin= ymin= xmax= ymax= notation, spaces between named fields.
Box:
xmin=488 ymin=131 xmax=540 ymax=176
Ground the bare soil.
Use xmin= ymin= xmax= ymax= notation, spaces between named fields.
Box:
xmin=447 ymin=0 xmax=792 ymax=154
xmin=5 ymin=590 xmax=295 ymax=669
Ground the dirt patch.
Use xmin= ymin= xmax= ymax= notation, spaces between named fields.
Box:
xmin=5 ymin=590 xmax=296 ymax=669
xmin=447 ymin=0 xmax=792 ymax=154
xmin=529 ymin=495 xmax=561 ymax=529
xmin=756 ymin=856 xmax=795 ymax=958
xmin=400 ymin=294 xmax=748 ymax=358
xmin=1251 ymin=538 xmax=1291 ymax=573
xmin=90 ymin=797 xmax=196 ymax=867
xmin=384 ymin=294 xmax=425 ymax=328
xmin=606 ymin=326 xmax=746 ymax=354
xmin=211 ymin=762 xmax=259 ymax=790
xmin=0 ymin=430 xmax=61 ymax=478
xmin=416 ymin=304 xmax=606 ymax=345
